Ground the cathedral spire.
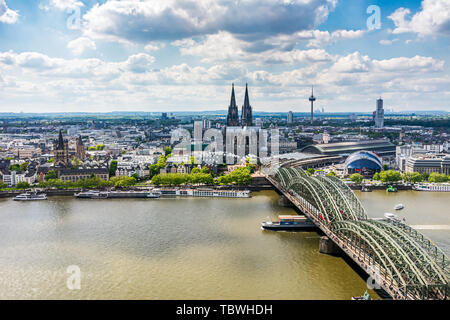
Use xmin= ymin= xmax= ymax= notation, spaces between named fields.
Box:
xmin=227 ymin=83 xmax=239 ymax=126
xmin=241 ymin=83 xmax=253 ymax=126
xmin=57 ymin=129 xmax=64 ymax=150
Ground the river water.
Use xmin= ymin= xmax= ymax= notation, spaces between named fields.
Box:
xmin=0 ymin=190 xmax=448 ymax=299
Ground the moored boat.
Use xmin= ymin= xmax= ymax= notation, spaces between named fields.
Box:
xmin=413 ymin=183 xmax=450 ymax=192
xmin=13 ymin=192 xmax=47 ymax=201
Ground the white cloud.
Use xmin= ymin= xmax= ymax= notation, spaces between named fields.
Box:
xmin=389 ymin=0 xmax=450 ymax=36
xmin=67 ymin=37 xmax=97 ymax=55
xmin=379 ymin=39 xmax=399 ymax=45
xmin=144 ymin=42 xmax=165 ymax=52
xmin=40 ymin=0 xmax=84 ymax=11
xmin=82 ymin=0 xmax=337 ymax=42
xmin=0 ymin=0 xmax=18 ymax=24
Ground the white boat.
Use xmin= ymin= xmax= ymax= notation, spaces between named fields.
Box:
xmin=384 ymin=212 xmax=399 ymax=221
xmin=13 ymin=192 xmax=48 ymax=201
xmin=74 ymin=191 xmax=108 ymax=199
xmin=413 ymin=183 xmax=450 ymax=192
xmin=394 ymin=204 xmax=404 ymax=210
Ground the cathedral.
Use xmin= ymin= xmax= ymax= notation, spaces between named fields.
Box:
xmin=226 ymin=83 xmax=253 ymax=127
xmin=53 ymin=130 xmax=69 ymax=167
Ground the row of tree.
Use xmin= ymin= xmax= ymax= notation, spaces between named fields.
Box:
xmin=151 ymin=166 xmax=253 ymax=186
xmin=349 ymin=170 xmax=450 ymax=184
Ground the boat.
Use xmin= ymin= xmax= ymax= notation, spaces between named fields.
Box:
xmin=159 ymin=188 xmax=250 ymax=198
xmin=413 ymin=183 xmax=450 ymax=192
xmin=384 ymin=212 xmax=403 ymax=223
xmin=74 ymin=191 xmax=108 ymax=199
xmin=394 ymin=204 xmax=404 ymax=210
xmin=261 ymin=215 xmax=318 ymax=231
xmin=386 ymin=185 xmax=397 ymax=192
xmin=352 ymin=290 xmax=371 ymax=300
xmin=13 ymin=192 xmax=48 ymax=201
xmin=74 ymin=190 xmax=161 ymax=199
xmin=361 ymin=185 xmax=372 ymax=192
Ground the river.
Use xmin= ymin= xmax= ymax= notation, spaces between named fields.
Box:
xmin=0 ymin=190 xmax=448 ymax=299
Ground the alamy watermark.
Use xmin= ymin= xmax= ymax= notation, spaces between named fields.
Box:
xmin=66 ymin=265 xmax=81 ymax=290
xmin=366 ymin=5 xmax=381 ymax=30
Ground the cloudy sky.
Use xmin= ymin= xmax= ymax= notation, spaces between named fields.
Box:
xmin=0 ymin=0 xmax=449 ymax=113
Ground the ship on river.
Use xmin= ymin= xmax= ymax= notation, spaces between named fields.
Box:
xmin=75 ymin=190 xmax=161 ymax=199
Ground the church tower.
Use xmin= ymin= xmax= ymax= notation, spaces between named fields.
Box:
xmin=75 ymin=135 xmax=86 ymax=161
xmin=241 ymin=83 xmax=253 ymax=127
xmin=53 ymin=130 xmax=69 ymax=167
xmin=226 ymin=83 xmax=239 ymax=126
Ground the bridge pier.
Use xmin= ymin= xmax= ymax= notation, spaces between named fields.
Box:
xmin=319 ymin=236 xmax=341 ymax=255
xmin=278 ymin=195 xmax=293 ymax=207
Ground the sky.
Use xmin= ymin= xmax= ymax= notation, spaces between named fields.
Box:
xmin=0 ymin=0 xmax=449 ymax=113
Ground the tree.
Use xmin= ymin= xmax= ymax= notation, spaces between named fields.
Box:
xmin=47 ymin=158 xmax=54 ymax=163
xmin=16 ymin=181 xmax=30 ymax=189
xmin=44 ymin=170 xmax=58 ymax=181
xmin=109 ymin=160 xmax=118 ymax=176
xmin=372 ymin=172 xmax=380 ymax=181
xmin=428 ymin=172 xmax=448 ymax=183
xmin=20 ymin=162 xmax=29 ymax=171
xmin=9 ymin=164 xmax=20 ymax=171
xmin=379 ymin=170 xmax=402 ymax=183
xmin=402 ymin=172 xmax=424 ymax=183
xmin=306 ymin=168 xmax=315 ymax=176
xmin=131 ymin=173 xmax=139 ymax=180
xmin=164 ymin=146 xmax=172 ymax=156
xmin=350 ymin=173 xmax=364 ymax=184
xmin=72 ymin=158 xmax=81 ymax=169
xmin=0 ymin=181 xmax=7 ymax=189
xmin=327 ymin=171 xmax=336 ymax=177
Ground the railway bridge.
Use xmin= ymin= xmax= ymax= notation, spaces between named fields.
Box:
xmin=265 ymin=165 xmax=449 ymax=300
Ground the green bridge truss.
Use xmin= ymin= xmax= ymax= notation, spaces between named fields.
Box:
xmin=272 ymin=167 xmax=449 ymax=300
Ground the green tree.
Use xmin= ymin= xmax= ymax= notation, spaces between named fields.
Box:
xmin=372 ymin=172 xmax=381 ymax=181
xmin=350 ymin=173 xmax=364 ymax=184
xmin=47 ymin=158 xmax=54 ymax=163
xmin=428 ymin=172 xmax=448 ymax=183
xmin=16 ymin=181 xmax=30 ymax=189
xmin=306 ymin=168 xmax=315 ymax=176
xmin=109 ymin=160 xmax=118 ymax=176
xmin=9 ymin=164 xmax=20 ymax=171
xmin=20 ymin=162 xmax=29 ymax=171
xmin=379 ymin=170 xmax=402 ymax=183
xmin=44 ymin=170 xmax=58 ymax=181
xmin=0 ymin=181 xmax=7 ymax=189
xmin=131 ymin=173 xmax=139 ymax=180
xmin=327 ymin=171 xmax=336 ymax=177
xmin=402 ymin=172 xmax=424 ymax=183
xmin=164 ymin=146 xmax=172 ymax=156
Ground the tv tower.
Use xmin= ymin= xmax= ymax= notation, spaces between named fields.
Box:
xmin=309 ymin=86 xmax=316 ymax=124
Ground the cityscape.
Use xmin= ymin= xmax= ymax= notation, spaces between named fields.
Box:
xmin=0 ymin=0 xmax=449 ymax=309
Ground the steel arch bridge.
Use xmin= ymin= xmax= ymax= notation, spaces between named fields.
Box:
xmin=268 ymin=166 xmax=449 ymax=300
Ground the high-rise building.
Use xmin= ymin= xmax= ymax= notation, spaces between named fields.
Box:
xmin=226 ymin=83 xmax=239 ymax=126
xmin=287 ymin=111 xmax=293 ymax=124
xmin=375 ymin=98 xmax=384 ymax=128
xmin=309 ymin=86 xmax=316 ymax=125
xmin=241 ymin=83 xmax=253 ymax=127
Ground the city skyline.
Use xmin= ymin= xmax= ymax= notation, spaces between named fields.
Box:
xmin=0 ymin=0 xmax=449 ymax=113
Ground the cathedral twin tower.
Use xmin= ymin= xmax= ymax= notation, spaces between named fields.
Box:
xmin=226 ymin=83 xmax=253 ymax=127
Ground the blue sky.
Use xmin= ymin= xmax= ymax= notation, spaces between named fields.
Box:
xmin=0 ymin=0 xmax=449 ymax=113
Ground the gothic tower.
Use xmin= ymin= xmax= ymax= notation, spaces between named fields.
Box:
xmin=226 ymin=83 xmax=239 ymax=127
xmin=241 ymin=83 xmax=253 ymax=127
xmin=75 ymin=135 xmax=86 ymax=161
xmin=53 ymin=130 xmax=69 ymax=167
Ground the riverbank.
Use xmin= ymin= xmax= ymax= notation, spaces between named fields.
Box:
xmin=0 ymin=177 xmax=274 ymax=198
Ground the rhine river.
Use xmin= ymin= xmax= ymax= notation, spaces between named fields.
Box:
xmin=0 ymin=190 xmax=448 ymax=299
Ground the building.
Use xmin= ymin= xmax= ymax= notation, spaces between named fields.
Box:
xmin=287 ymin=111 xmax=293 ymax=124
xmin=58 ymin=168 xmax=109 ymax=183
xmin=375 ymin=98 xmax=384 ymax=128
xmin=345 ymin=151 xmax=383 ymax=177
xmin=75 ymin=135 xmax=86 ymax=160
xmin=301 ymin=139 xmax=396 ymax=159
xmin=405 ymin=156 xmax=450 ymax=175
xmin=53 ymin=130 xmax=69 ymax=167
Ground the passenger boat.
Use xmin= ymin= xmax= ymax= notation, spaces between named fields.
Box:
xmin=159 ymin=188 xmax=250 ymax=198
xmin=394 ymin=204 xmax=404 ymax=210
xmin=261 ymin=215 xmax=318 ymax=231
xmin=13 ymin=192 xmax=48 ymax=201
xmin=413 ymin=183 xmax=450 ymax=192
